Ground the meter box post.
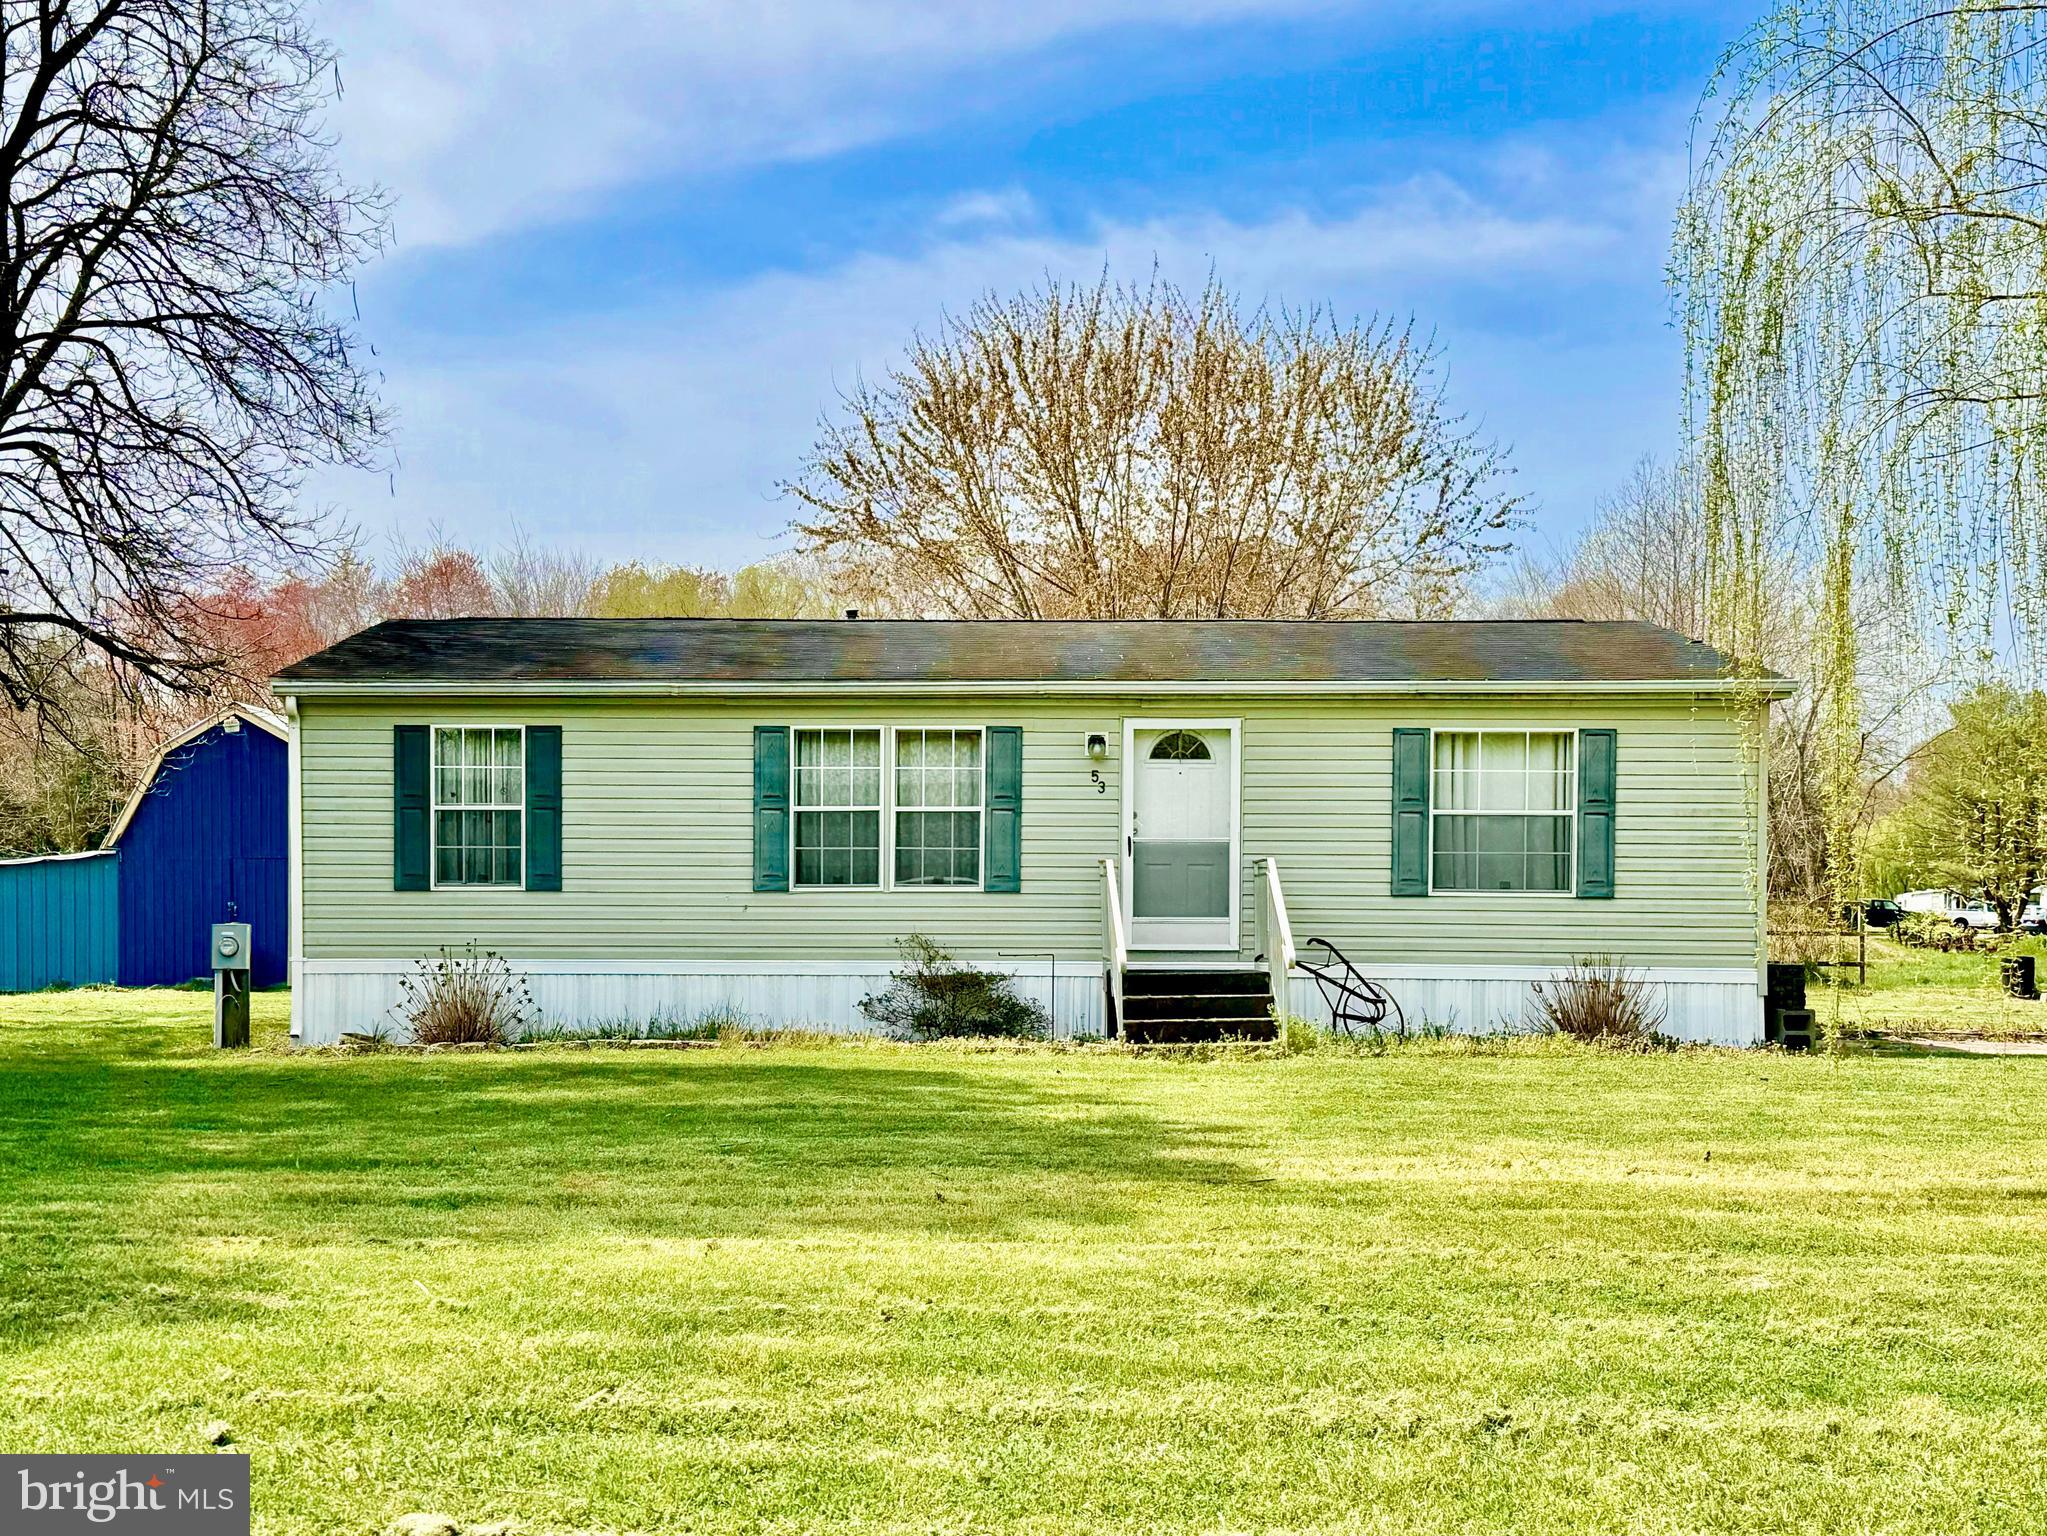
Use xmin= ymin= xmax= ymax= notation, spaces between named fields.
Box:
xmin=211 ymin=921 xmax=251 ymax=1049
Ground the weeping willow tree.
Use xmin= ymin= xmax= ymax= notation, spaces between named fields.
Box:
xmin=1678 ymin=0 xmax=2047 ymax=906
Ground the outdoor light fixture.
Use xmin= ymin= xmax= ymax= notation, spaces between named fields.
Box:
xmin=1085 ymin=732 xmax=1108 ymax=760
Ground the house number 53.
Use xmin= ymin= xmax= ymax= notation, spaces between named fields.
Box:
xmin=1089 ymin=769 xmax=1107 ymax=793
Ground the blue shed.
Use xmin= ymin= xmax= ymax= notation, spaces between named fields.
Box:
xmin=106 ymin=706 xmax=289 ymax=986
xmin=0 ymin=706 xmax=289 ymax=991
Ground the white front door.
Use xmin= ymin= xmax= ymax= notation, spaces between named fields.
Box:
xmin=1125 ymin=721 xmax=1238 ymax=950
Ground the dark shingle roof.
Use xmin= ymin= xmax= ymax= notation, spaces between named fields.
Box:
xmin=274 ymin=618 xmax=1782 ymax=690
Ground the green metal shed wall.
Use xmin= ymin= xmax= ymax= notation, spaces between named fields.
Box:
xmin=0 ymin=851 xmax=118 ymax=991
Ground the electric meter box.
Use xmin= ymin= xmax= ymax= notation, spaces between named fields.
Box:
xmin=211 ymin=922 xmax=251 ymax=973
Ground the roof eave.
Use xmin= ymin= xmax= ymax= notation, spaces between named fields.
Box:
xmin=271 ymin=676 xmax=1800 ymax=700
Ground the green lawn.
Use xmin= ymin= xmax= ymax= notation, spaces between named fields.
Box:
xmin=1857 ymin=934 xmax=2047 ymax=991
xmin=1815 ymin=935 xmax=2047 ymax=1037
xmin=4 ymin=991 xmax=2047 ymax=1534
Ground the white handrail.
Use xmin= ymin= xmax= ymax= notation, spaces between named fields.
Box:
xmin=1257 ymin=857 xmax=1297 ymax=1022
xmin=1101 ymin=856 xmax=1128 ymax=1039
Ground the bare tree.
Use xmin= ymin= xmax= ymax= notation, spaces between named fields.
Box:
xmin=0 ymin=0 xmax=387 ymax=736
xmin=487 ymin=527 xmax=598 ymax=617
xmin=1504 ymin=459 xmax=1713 ymax=639
xmin=301 ymin=548 xmax=384 ymax=644
xmin=786 ymin=274 xmax=1521 ymax=619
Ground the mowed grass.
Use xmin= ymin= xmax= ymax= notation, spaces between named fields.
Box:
xmin=4 ymin=993 xmax=2047 ymax=1534
xmin=1815 ymin=936 xmax=2047 ymax=1037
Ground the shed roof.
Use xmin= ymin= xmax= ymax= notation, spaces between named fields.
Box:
xmin=103 ymin=705 xmax=287 ymax=848
xmin=272 ymin=618 xmax=1792 ymax=694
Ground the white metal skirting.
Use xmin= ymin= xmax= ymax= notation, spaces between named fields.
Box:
xmin=1282 ymin=967 xmax=1763 ymax=1046
xmin=292 ymin=959 xmax=1108 ymax=1045
xmin=294 ymin=959 xmax=1762 ymax=1047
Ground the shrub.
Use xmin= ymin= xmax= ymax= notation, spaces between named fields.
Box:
xmin=393 ymin=944 xmax=534 ymax=1046
xmin=1894 ymin=912 xmax=1978 ymax=951
xmin=859 ymin=935 xmax=1050 ymax=1041
xmin=1528 ymin=957 xmax=1669 ymax=1046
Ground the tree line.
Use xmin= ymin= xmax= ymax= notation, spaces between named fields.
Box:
xmin=0 ymin=537 xmax=836 ymax=853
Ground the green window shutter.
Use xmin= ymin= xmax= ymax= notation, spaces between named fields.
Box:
xmin=753 ymin=726 xmax=790 ymax=892
xmin=1391 ymin=727 xmax=1430 ymax=896
xmin=393 ymin=725 xmax=430 ymax=892
xmin=1577 ymin=728 xmax=1616 ymax=899
xmin=984 ymin=726 xmax=1022 ymax=893
xmin=525 ymin=726 xmax=563 ymax=891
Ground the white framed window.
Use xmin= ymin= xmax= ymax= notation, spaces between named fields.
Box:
xmin=894 ymin=727 xmax=983 ymax=887
xmin=793 ymin=727 xmax=882 ymax=888
xmin=432 ymin=725 xmax=524 ymax=887
xmin=1431 ymin=729 xmax=1575 ymax=893
xmin=788 ymin=725 xmax=990 ymax=891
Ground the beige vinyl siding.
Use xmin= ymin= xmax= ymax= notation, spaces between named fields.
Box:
xmin=298 ymin=692 xmax=1763 ymax=969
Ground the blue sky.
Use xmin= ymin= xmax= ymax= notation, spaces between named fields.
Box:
xmin=310 ymin=0 xmax=1755 ymax=570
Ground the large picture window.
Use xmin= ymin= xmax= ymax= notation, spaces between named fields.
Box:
xmin=787 ymin=726 xmax=991 ymax=891
xmin=894 ymin=728 xmax=983 ymax=886
xmin=793 ymin=728 xmax=882 ymax=887
xmin=432 ymin=726 xmax=524 ymax=886
xmin=1431 ymin=730 xmax=1574 ymax=892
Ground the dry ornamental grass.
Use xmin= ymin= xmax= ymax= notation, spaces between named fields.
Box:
xmin=393 ymin=945 xmax=535 ymax=1046
xmin=1528 ymin=956 xmax=1669 ymax=1046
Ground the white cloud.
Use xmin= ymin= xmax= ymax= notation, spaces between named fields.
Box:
xmin=932 ymin=187 xmax=1039 ymax=232
xmin=307 ymin=156 xmax=1674 ymax=565
xmin=316 ymin=0 xmax=1358 ymax=247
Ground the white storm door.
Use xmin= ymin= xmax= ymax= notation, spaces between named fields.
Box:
xmin=1126 ymin=721 xmax=1238 ymax=950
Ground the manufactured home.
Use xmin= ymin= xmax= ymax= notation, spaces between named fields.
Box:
xmin=272 ymin=618 xmax=1792 ymax=1045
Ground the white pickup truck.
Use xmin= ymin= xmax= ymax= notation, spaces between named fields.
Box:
xmin=1896 ymin=889 xmax=2002 ymax=931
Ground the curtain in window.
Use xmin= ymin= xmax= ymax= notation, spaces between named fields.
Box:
xmin=1433 ymin=731 xmax=1480 ymax=811
xmin=432 ymin=727 xmax=524 ymax=886
xmin=895 ymin=729 xmax=982 ymax=886
xmin=1527 ymin=731 xmax=1572 ymax=814
xmin=492 ymin=726 xmax=522 ymax=805
xmin=1431 ymin=730 xmax=1573 ymax=892
xmin=793 ymin=728 xmax=881 ymax=886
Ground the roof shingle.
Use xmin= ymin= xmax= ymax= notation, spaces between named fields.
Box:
xmin=273 ymin=618 xmax=1784 ymax=691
